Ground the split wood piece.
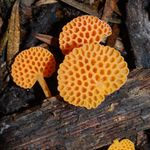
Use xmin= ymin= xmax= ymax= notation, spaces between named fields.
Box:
xmin=126 ymin=0 xmax=150 ymax=68
xmin=34 ymin=33 xmax=59 ymax=48
xmin=102 ymin=0 xmax=119 ymax=22
xmin=107 ymin=24 xmax=120 ymax=47
xmin=0 ymin=68 xmax=150 ymax=150
xmin=11 ymin=47 xmax=56 ymax=98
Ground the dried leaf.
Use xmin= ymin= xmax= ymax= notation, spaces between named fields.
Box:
xmin=34 ymin=33 xmax=59 ymax=47
xmin=20 ymin=0 xmax=34 ymax=20
xmin=37 ymin=43 xmax=49 ymax=49
xmin=114 ymin=38 xmax=126 ymax=53
xmin=105 ymin=17 xmax=121 ymax=24
xmin=114 ymin=5 xmax=121 ymax=16
xmin=102 ymin=0 xmax=118 ymax=22
xmin=0 ymin=61 xmax=9 ymax=92
xmin=0 ymin=31 xmax=8 ymax=57
xmin=89 ymin=0 xmax=95 ymax=5
xmin=60 ymin=0 xmax=100 ymax=17
xmin=107 ymin=24 xmax=120 ymax=47
xmin=7 ymin=0 xmax=20 ymax=63
xmin=107 ymin=103 xmax=118 ymax=112
xmin=35 ymin=0 xmax=58 ymax=6
xmin=0 ymin=17 xmax=3 ymax=32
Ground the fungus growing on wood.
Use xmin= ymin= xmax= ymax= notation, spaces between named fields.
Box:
xmin=11 ymin=47 xmax=56 ymax=98
xmin=59 ymin=15 xmax=112 ymax=55
xmin=57 ymin=43 xmax=129 ymax=109
xmin=108 ymin=139 xmax=135 ymax=150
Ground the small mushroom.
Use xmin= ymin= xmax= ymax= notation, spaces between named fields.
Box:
xmin=108 ymin=139 xmax=135 ymax=150
xmin=59 ymin=15 xmax=112 ymax=54
xmin=11 ymin=47 xmax=56 ymax=98
xmin=57 ymin=43 xmax=129 ymax=109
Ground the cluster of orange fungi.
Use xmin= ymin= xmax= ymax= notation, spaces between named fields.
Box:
xmin=11 ymin=15 xmax=129 ymax=109
xmin=58 ymin=15 xmax=129 ymax=109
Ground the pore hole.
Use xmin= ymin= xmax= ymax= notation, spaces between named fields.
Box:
xmin=81 ymin=68 xmax=85 ymax=74
xmin=82 ymin=75 xmax=87 ymax=80
xmin=105 ymin=63 xmax=110 ymax=68
xmin=107 ymin=70 xmax=111 ymax=75
xmin=77 ymin=38 xmax=82 ymax=43
xmin=96 ymin=36 xmax=100 ymax=41
xmin=102 ymin=76 xmax=107 ymax=81
xmin=92 ymin=30 xmax=96 ymax=36
xmin=76 ymin=92 xmax=81 ymax=97
xmin=114 ymin=70 xmax=119 ymax=74
xmin=79 ymin=61 xmax=84 ymax=67
xmin=103 ymin=55 xmax=108 ymax=62
xmin=75 ymin=86 xmax=79 ymax=91
xmin=85 ymin=32 xmax=89 ymax=38
xmin=110 ymin=76 xmax=115 ymax=81
xmin=94 ymin=24 xmax=97 ymax=29
xmin=77 ymin=80 xmax=82 ymax=85
xmin=82 ymin=94 xmax=87 ymax=99
xmin=79 ymin=32 xmax=84 ymax=37
xmin=100 ymin=69 xmax=104 ymax=75
xmin=88 ymin=72 xmax=92 ymax=78
xmin=93 ymin=67 xmax=97 ymax=73
xmin=98 ymin=62 xmax=103 ymax=67
xmin=91 ymin=59 xmax=96 ymax=65
xmin=88 ymin=25 xmax=92 ymax=31
xmin=84 ymin=82 xmax=88 ymax=86
xmin=88 ymin=92 xmax=93 ymax=96
xmin=82 ymin=87 xmax=86 ymax=93
xmin=95 ymin=75 xmax=100 ymax=81
xmin=82 ymin=27 xmax=86 ymax=31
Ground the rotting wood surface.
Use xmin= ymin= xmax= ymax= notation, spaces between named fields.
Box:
xmin=0 ymin=68 xmax=150 ymax=150
xmin=126 ymin=0 xmax=150 ymax=68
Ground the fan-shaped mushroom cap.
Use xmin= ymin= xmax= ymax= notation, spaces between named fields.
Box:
xmin=59 ymin=15 xmax=112 ymax=55
xmin=11 ymin=47 xmax=56 ymax=97
xmin=108 ymin=139 xmax=135 ymax=150
xmin=57 ymin=43 xmax=129 ymax=109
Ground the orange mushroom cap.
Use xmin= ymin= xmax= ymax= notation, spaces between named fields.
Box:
xmin=59 ymin=15 xmax=112 ymax=55
xmin=11 ymin=46 xmax=56 ymax=97
xmin=108 ymin=139 xmax=135 ymax=150
xmin=57 ymin=43 xmax=129 ymax=109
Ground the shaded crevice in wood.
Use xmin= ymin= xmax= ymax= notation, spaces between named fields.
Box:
xmin=126 ymin=0 xmax=150 ymax=68
xmin=0 ymin=69 xmax=150 ymax=150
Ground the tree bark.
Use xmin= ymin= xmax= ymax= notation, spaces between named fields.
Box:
xmin=126 ymin=0 xmax=150 ymax=68
xmin=0 ymin=69 xmax=150 ymax=150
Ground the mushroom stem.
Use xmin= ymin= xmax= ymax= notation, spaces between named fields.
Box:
xmin=37 ymin=75 xmax=52 ymax=98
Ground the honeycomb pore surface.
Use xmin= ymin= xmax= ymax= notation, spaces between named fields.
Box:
xmin=11 ymin=47 xmax=56 ymax=89
xmin=57 ymin=43 xmax=129 ymax=109
xmin=108 ymin=139 xmax=135 ymax=150
xmin=59 ymin=15 xmax=112 ymax=55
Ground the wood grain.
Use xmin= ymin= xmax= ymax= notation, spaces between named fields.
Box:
xmin=126 ymin=0 xmax=150 ymax=68
xmin=0 ymin=69 xmax=150 ymax=150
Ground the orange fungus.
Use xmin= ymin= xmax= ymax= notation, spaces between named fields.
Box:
xmin=57 ymin=43 xmax=129 ymax=109
xmin=59 ymin=15 xmax=112 ymax=55
xmin=11 ymin=46 xmax=56 ymax=98
xmin=108 ymin=139 xmax=135 ymax=150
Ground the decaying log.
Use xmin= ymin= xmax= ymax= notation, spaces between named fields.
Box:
xmin=0 ymin=68 xmax=150 ymax=150
xmin=126 ymin=0 xmax=150 ymax=68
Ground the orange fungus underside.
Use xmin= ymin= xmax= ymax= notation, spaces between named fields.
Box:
xmin=59 ymin=15 xmax=112 ymax=55
xmin=11 ymin=46 xmax=56 ymax=89
xmin=57 ymin=43 xmax=129 ymax=109
xmin=108 ymin=139 xmax=135 ymax=150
